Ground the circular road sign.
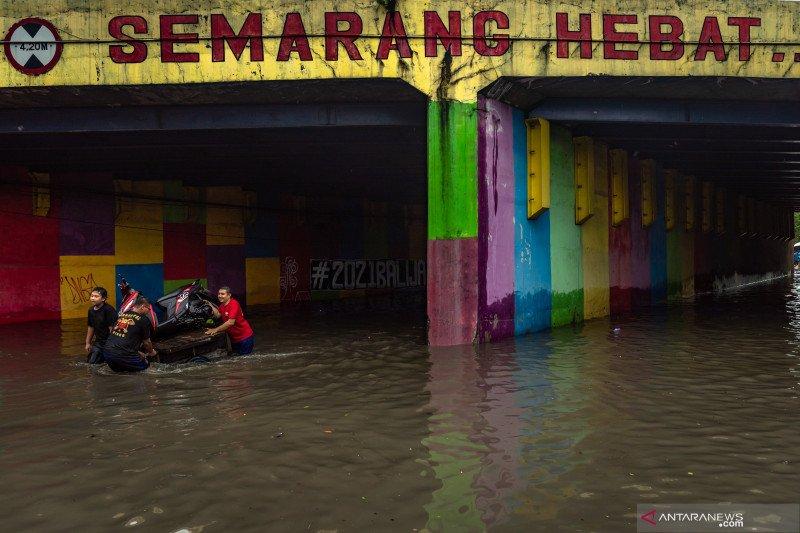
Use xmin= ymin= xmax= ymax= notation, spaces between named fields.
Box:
xmin=4 ymin=18 xmax=63 ymax=75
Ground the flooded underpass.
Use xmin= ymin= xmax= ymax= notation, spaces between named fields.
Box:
xmin=1 ymin=280 xmax=799 ymax=532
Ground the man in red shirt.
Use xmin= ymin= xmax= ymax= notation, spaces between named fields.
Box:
xmin=205 ymin=286 xmax=254 ymax=355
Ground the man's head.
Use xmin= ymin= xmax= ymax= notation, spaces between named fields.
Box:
xmin=217 ymin=286 xmax=232 ymax=304
xmin=90 ymin=287 xmax=108 ymax=306
xmin=133 ymin=295 xmax=151 ymax=314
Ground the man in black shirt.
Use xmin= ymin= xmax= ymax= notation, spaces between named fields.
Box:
xmin=103 ymin=296 xmax=157 ymax=373
xmin=85 ymin=287 xmax=118 ymax=364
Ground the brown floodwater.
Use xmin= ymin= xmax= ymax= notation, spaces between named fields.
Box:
xmin=0 ymin=282 xmax=799 ymax=532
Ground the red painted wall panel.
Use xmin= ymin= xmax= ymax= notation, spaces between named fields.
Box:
xmin=163 ymin=222 xmax=207 ymax=280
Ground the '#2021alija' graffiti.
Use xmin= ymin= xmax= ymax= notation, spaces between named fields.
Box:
xmin=310 ymin=259 xmax=426 ymax=291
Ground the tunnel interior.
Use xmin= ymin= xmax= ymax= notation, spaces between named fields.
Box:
xmin=468 ymin=75 xmax=796 ymax=339
xmin=0 ymin=80 xmax=429 ymax=325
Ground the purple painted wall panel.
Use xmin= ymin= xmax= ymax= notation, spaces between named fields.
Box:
xmin=207 ymin=245 xmax=246 ymax=307
xmin=57 ymin=173 xmax=115 ymax=256
xmin=477 ymin=97 xmax=516 ymax=342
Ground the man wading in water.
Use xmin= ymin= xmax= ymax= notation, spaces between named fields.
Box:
xmin=205 ymin=286 xmax=254 ymax=355
xmin=85 ymin=286 xmax=117 ymax=364
xmin=103 ymin=296 xmax=157 ymax=372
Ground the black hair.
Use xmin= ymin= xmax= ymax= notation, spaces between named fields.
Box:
xmin=92 ymin=287 xmax=108 ymax=300
xmin=134 ymin=295 xmax=150 ymax=307
xmin=219 ymin=286 xmax=232 ymax=294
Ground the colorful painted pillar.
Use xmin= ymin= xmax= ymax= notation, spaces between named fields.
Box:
xmin=649 ymin=165 xmax=668 ymax=303
xmin=581 ymin=142 xmax=610 ymax=320
xmin=549 ymin=126 xmax=583 ymax=327
xmin=513 ymin=109 xmax=552 ymax=335
xmin=477 ymin=97 xmax=516 ymax=342
xmin=427 ymin=99 xmax=479 ymax=346
xmin=628 ymin=158 xmax=651 ymax=308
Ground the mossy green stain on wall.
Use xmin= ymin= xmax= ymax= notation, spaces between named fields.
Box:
xmin=549 ymin=125 xmax=584 ymax=327
xmin=552 ymin=289 xmax=584 ymax=327
xmin=428 ymin=100 xmax=478 ymax=240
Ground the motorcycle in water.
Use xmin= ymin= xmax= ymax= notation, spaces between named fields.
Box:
xmin=118 ymin=278 xmax=229 ymax=363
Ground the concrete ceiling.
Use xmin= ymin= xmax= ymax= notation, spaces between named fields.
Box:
xmin=486 ymin=76 xmax=800 ymax=207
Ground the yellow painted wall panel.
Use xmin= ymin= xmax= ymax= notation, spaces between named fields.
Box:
xmin=206 ymin=186 xmax=245 ymax=245
xmin=246 ymin=257 xmax=280 ymax=305
xmin=573 ymin=136 xmax=594 ymax=225
xmin=59 ymin=255 xmax=116 ymax=319
xmin=610 ymin=149 xmax=629 ymax=226
xmin=582 ymin=141 xmax=610 ymax=320
xmin=640 ymin=160 xmax=655 ymax=228
xmin=664 ymin=169 xmax=676 ymax=231
xmin=114 ymin=180 xmax=163 ymax=264
xmin=701 ymin=181 xmax=712 ymax=234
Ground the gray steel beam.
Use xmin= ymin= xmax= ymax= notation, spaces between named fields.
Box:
xmin=529 ymin=99 xmax=800 ymax=126
xmin=0 ymin=102 xmax=425 ymax=134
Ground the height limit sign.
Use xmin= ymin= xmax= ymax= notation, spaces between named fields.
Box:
xmin=4 ymin=18 xmax=63 ymax=75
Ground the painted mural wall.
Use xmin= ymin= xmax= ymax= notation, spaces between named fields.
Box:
xmin=475 ymin=98 xmax=794 ymax=344
xmin=0 ymin=169 xmax=425 ymax=324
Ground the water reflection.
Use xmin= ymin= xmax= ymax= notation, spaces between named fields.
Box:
xmin=0 ymin=281 xmax=799 ymax=531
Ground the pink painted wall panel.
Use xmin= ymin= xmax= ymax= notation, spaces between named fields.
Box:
xmin=428 ymin=238 xmax=478 ymax=346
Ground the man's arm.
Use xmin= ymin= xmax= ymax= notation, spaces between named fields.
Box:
xmin=140 ymin=338 xmax=157 ymax=359
xmin=206 ymin=319 xmax=235 ymax=335
xmin=85 ymin=326 xmax=95 ymax=353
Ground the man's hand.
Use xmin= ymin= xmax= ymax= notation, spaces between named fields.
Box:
xmin=85 ymin=343 xmax=92 ymax=353
xmin=204 ymin=328 xmax=217 ymax=336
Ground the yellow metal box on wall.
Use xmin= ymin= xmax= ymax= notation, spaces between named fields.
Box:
xmin=573 ymin=136 xmax=594 ymax=225
xmin=640 ymin=159 xmax=655 ymax=228
xmin=609 ymin=149 xmax=629 ymax=227
xmin=701 ymin=181 xmax=713 ymax=234
xmin=664 ymin=170 xmax=676 ymax=231
xmin=684 ymin=176 xmax=696 ymax=231
xmin=526 ymin=118 xmax=550 ymax=219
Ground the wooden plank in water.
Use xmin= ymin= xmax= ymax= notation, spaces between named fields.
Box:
xmin=150 ymin=331 xmax=229 ymax=364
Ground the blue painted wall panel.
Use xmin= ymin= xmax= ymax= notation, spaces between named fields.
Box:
xmin=650 ymin=165 xmax=668 ymax=303
xmin=513 ymin=109 xmax=552 ymax=335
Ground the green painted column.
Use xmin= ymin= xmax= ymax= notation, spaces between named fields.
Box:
xmin=427 ymin=100 xmax=479 ymax=346
xmin=549 ymin=125 xmax=584 ymax=327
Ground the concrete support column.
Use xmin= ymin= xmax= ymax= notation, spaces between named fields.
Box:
xmin=477 ymin=97 xmax=516 ymax=343
xmin=427 ymin=100 xmax=478 ymax=346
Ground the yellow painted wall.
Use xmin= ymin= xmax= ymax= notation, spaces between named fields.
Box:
xmin=582 ymin=142 xmax=610 ymax=319
xmin=0 ymin=0 xmax=796 ymax=101
xmin=59 ymin=255 xmax=116 ymax=319
xmin=114 ymin=180 xmax=163 ymax=264
xmin=206 ymin=186 xmax=245 ymax=245
xmin=246 ymin=257 xmax=280 ymax=304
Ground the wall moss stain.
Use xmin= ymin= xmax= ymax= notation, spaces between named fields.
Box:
xmin=428 ymin=100 xmax=477 ymax=240
xmin=552 ymin=289 xmax=584 ymax=328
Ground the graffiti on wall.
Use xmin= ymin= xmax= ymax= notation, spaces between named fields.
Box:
xmin=59 ymin=272 xmax=97 ymax=304
xmin=310 ymin=259 xmax=427 ymax=291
